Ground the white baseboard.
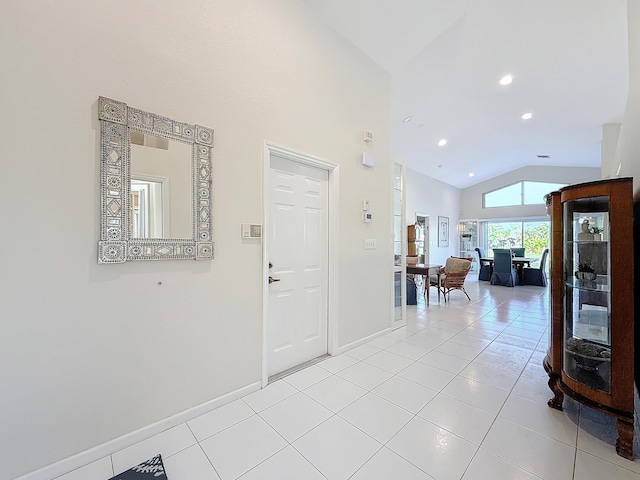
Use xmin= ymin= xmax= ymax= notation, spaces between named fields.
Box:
xmin=333 ymin=327 xmax=391 ymax=355
xmin=15 ymin=381 xmax=262 ymax=480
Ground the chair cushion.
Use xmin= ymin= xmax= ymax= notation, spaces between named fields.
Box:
xmin=444 ymin=257 xmax=471 ymax=274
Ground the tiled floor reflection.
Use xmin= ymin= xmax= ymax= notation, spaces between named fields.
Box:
xmin=55 ymin=279 xmax=640 ymax=480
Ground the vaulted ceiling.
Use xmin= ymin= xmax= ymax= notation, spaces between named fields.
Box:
xmin=302 ymin=0 xmax=629 ymax=188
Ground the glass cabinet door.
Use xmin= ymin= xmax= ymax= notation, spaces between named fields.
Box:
xmin=562 ymin=196 xmax=611 ymax=393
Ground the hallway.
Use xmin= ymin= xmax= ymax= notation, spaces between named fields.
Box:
xmin=55 ymin=280 xmax=639 ymax=480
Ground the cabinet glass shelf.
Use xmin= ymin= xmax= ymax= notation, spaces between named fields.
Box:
xmin=458 ymin=220 xmax=478 ymax=271
xmin=565 ymin=277 xmax=610 ymax=293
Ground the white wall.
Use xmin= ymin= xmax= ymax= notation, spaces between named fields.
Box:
xmin=0 ymin=1 xmax=393 ymax=478
xmin=405 ymin=168 xmax=461 ymax=265
xmin=460 ymin=166 xmax=601 ymax=220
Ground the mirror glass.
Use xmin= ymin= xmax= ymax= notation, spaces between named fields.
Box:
xmin=98 ymin=96 xmax=214 ymax=263
xmin=130 ymin=133 xmax=192 ymax=239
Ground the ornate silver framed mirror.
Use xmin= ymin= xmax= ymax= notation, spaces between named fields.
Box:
xmin=98 ymin=96 xmax=214 ymax=263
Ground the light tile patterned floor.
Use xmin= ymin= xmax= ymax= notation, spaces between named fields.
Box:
xmin=54 ymin=279 xmax=640 ymax=480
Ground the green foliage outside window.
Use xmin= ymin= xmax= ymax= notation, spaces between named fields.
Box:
xmin=487 ymin=222 xmax=522 ymax=251
xmin=523 ymin=222 xmax=549 ymax=257
xmin=486 ymin=221 xmax=549 ymax=262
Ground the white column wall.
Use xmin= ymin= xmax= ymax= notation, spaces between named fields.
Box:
xmin=0 ymin=1 xmax=393 ymax=478
xmin=613 ymin=1 xmax=640 ymax=195
xmin=601 ymin=123 xmax=621 ymax=179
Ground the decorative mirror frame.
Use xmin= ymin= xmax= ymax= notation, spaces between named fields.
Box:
xmin=98 ymin=96 xmax=214 ymax=263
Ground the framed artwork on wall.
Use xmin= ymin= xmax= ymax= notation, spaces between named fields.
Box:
xmin=438 ymin=216 xmax=449 ymax=247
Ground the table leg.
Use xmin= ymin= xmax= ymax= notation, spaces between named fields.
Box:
xmin=516 ymin=264 xmax=524 ymax=285
xmin=514 ymin=261 xmax=530 ymax=285
xmin=424 ymin=275 xmax=430 ymax=305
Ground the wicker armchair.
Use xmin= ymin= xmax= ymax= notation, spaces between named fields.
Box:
xmin=429 ymin=256 xmax=472 ymax=302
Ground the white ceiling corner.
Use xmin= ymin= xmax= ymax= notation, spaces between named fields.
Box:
xmin=302 ymin=0 xmax=629 ymax=189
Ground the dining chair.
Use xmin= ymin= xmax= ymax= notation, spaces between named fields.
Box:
xmin=512 ymin=247 xmax=525 ymax=257
xmin=475 ymin=247 xmax=491 ymax=281
xmin=522 ymin=248 xmax=549 ymax=286
xmin=406 ymin=277 xmax=417 ymax=304
xmin=429 ymin=256 xmax=472 ymax=301
xmin=491 ymin=249 xmax=518 ymax=287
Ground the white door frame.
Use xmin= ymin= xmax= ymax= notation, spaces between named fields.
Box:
xmin=262 ymin=142 xmax=339 ymax=387
xmin=416 ymin=213 xmax=429 ymax=264
xmin=391 ymin=162 xmax=406 ymax=330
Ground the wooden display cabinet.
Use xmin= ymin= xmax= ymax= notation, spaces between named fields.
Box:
xmin=544 ymin=177 xmax=634 ymax=459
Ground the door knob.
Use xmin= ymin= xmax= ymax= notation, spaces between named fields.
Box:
xmin=268 ymin=276 xmax=281 ymax=284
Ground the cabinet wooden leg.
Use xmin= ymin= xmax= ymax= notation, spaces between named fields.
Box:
xmin=546 ymin=371 xmax=564 ymax=410
xmin=543 ymin=358 xmax=564 ymax=410
xmin=615 ymin=418 xmax=634 ymax=460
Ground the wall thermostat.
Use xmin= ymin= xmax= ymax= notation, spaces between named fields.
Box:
xmin=362 ymin=152 xmax=375 ymax=167
xmin=241 ymin=223 xmax=262 ymax=238
xmin=363 ymin=212 xmax=373 ymax=223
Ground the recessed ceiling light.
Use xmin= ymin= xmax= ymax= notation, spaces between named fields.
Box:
xmin=499 ymin=75 xmax=513 ymax=86
xmin=438 ymin=138 xmax=447 ymax=146
xmin=468 ymin=172 xmax=475 ymax=177
xmin=521 ymin=112 xmax=533 ymax=120
xmin=402 ymin=116 xmax=413 ymax=123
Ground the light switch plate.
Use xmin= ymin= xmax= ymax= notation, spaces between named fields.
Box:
xmin=364 ymin=239 xmax=376 ymax=250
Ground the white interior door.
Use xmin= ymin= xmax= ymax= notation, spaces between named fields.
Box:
xmin=266 ymin=154 xmax=329 ymax=377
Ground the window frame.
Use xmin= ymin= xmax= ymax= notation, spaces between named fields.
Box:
xmin=479 ymin=217 xmax=550 ymax=258
xmin=483 ymin=181 xmax=568 ymax=208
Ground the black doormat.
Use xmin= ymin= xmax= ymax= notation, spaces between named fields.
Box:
xmin=109 ymin=454 xmax=168 ymax=479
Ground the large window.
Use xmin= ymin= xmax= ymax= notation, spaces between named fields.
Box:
xmin=484 ymin=220 xmax=549 ymax=258
xmin=487 ymin=222 xmax=522 ymax=251
xmin=484 ymin=181 xmax=567 ymax=208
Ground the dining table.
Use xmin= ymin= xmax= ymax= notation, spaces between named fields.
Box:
xmin=406 ymin=263 xmax=442 ymax=304
xmin=479 ymin=257 xmax=535 ymax=285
